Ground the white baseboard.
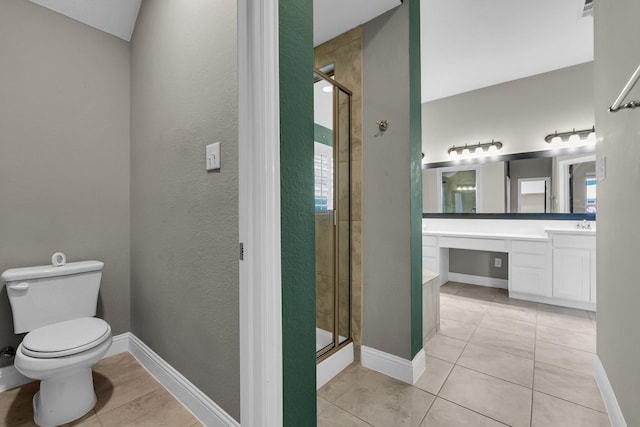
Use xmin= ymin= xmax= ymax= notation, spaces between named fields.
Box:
xmin=361 ymin=346 xmax=425 ymax=384
xmin=509 ymin=292 xmax=596 ymax=311
xmin=127 ymin=333 xmax=239 ymax=427
xmin=105 ymin=332 xmax=130 ymax=357
xmin=0 ymin=333 xmax=238 ymax=427
xmin=593 ymin=355 xmax=627 ymax=427
xmin=448 ymin=272 xmax=508 ymax=289
xmin=317 ymin=342 xmax=354 ymax=389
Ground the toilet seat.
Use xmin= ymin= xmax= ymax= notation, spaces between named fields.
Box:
xmin=21 ymin=317 xmax=111 ymax=359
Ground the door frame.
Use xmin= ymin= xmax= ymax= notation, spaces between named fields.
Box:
xmin=517 ymin=177 xmax=551 ymax=213
xmin=238 ymin=0 xmax=283 ymax=425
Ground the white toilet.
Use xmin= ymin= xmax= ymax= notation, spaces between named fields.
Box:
xmin=1 ymin=258 xmax=113 ymax=427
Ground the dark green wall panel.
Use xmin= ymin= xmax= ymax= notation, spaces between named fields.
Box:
xmin=409 ymin=0 xmax=423 ymax=358
xmin=279 ymin=0 xmax=316 ymax=425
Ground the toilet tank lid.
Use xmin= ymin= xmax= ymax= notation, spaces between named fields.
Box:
xmin=1 ymin=261 xmax=104 ymax=282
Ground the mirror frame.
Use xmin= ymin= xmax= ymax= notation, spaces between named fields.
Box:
xmin=422 ymin=145 xmax=597 ymax=220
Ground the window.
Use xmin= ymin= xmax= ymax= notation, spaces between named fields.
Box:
xmin=585 ymin=176 xmax=596 ymax=213
xmin=314 ymin=142 xmax=333 ymax=211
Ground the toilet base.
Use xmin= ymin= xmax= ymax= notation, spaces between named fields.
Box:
xmin=33 ymin=368 xmax=96 ymax=427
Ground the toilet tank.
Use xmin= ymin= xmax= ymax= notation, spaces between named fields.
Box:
xmin=1 ymin=261 xmax=104 ymax=333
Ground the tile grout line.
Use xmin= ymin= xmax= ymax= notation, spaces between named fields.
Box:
xmin=324 ymin=402 xmax=375 ymax=426
xmin=533 ymin=389 xmax=609 ymax=415
xmin=530 ymin=303 xmax=539 ymax=427
xmin=466 ymin=325 xmax=535 ymax=359
xmin=415 ymin=391 xmax=437 ymax=427
xmin=435 ymin=396 xmax=511 ymax=426
xmin=438 ymin=284 xmax=606 ymax=425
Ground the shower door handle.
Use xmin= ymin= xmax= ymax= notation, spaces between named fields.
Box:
xmin=333 ymin=210 xmax=337 ymax=226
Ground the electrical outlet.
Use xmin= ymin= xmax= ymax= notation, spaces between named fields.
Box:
xmin=494 ymin=258 xmax=502 ymax=268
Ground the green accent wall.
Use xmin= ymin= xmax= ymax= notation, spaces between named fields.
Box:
xmin=409 ymin=0 xmax=423 ymax=358
xmin=279 ymin=0 xmax=317 ymax=425
xmin=314 ymin=123 xmax=333 ymax=146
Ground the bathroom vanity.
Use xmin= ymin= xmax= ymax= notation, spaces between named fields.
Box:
xmin=423 ymin=218 xmax=596 ymax=310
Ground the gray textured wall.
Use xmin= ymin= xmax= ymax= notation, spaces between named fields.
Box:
xmin=449 ymin=250 xmax=508 ymax=280
xmin=130 ymin=0 xmax=239 ymax=420
xmin=422 ymin=62 xmax=595 ymax=163
xmin=362 ymin=2 xmax=413 ymax=360
xmin=594 ymin=1 xmax=640 ymax=424
xmin=0 ymin=0 xmax=131 ymax=364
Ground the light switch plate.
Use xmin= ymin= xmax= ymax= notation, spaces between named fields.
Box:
xmin=206 ymin=142 xmax=221 ymax=171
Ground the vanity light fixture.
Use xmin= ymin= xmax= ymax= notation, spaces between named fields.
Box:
xmin=455 ymin=185 xmax=477 ymax=191
xmin=544 ymin=126 xmax=595 ymax=144
xmin=448 ymin=140 xmax=503 ymax=157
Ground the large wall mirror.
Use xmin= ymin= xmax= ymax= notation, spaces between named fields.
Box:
xmin=420 ymin=60 xmax=597 ymax=220
xmin=424 ymin=149 xmax=596 ymax=216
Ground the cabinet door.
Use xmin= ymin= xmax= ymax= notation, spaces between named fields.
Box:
xmin=553 ymin=248 xmax=591 ymax=302
xmin=511 ymin=266 xmax=546 ymax=295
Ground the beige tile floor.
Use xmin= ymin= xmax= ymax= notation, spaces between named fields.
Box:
xmin=0 ymin=353 xmax=202 ymax=427
xmin=318 ymin=282 xmax=610 ymax=427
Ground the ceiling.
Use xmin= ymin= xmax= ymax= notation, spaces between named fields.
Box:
xmin=314 ymin=0 xmax=401 ymax=46
xmin=421 ymin=0 xmax=594 ymax=102
xmin=28 ymin=0 xmax=594 ymax=103
xmin=30 ymin=0 xmax=141 ymax=41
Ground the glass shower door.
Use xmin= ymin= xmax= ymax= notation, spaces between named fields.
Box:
xmin=314 ymin=69 xmax=351 ymax=359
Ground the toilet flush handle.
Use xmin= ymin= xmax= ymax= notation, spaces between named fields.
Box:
xmin=9 ymin=282 xmax=29 ymax=291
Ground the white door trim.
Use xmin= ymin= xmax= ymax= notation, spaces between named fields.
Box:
xmin=238 ymin=0 xmax=282 ymax=426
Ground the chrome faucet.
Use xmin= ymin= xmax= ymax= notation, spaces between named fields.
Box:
xmin=577 ymin=220 xmax=592 ymax=230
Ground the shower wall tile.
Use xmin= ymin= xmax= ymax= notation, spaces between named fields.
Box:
xmin=351 ymin=221 xmax=362 ymax=283
xmin=352 ymin=279 xmax=362 ymax=343
xmin=315 ymin=212 xmax=335 ymax=278
xmin=351 ymin=160 xmax=362 ymax=221
xmin=339 ymin=279 xmax=350 ymax=338
xmin=316 ymin=273 xmax=334 ymax=333
xmin=351 ymin=100 xmax=362 ymax=162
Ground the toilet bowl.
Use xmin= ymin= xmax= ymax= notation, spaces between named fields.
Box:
xmin=2 ymin=258 xmax=111 ymax=426
xmin=15 ymin=317 xmax=112 ymax=427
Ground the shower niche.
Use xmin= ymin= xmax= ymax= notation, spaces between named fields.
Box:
xmin=314 ymin=69 xmax=352 ymax=361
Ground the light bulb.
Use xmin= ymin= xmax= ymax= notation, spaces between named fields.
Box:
xmin=587 ymin=132 xmax=596 ymax=144
xmin=568 ymin=133 xmax=580 ymax=144
xmin=551 ymin=136 xmax=562 ymax=144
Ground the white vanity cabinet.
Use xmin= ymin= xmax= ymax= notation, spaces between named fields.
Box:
xmin=422 ymin=221 xmax=597 ymax=310
xmin=551 ymin=233 xmax=596 ymax=304
xmin=509 ymin=240 xmax=552 ymax=297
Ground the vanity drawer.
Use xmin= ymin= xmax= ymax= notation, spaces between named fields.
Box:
xmin=511 ymin=252 xmax=547 ymax=269
xmin=553 ymin=234 xmax=596 ymax=249
xmin=439 ymin=236 xmax=506 ymax=252
xmin=511 ymin=240 xmax=548 ymax=255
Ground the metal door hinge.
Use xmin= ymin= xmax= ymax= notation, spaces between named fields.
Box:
xmin=240 ymin=242 xmax=244 ymax=260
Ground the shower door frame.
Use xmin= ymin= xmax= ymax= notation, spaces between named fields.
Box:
xmin=314 ymin=69 xmax=354 ymax=363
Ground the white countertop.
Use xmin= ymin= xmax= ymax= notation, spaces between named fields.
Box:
xmin=422 ymin=230 xmax=549 ymax=241
xmin=544 ymin=227 xmax=596 ymax=235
